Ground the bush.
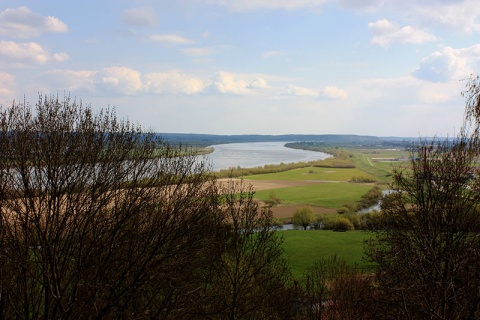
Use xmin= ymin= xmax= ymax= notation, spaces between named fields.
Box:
xmin=337 ymin=207 xmax=351 ymax=214
xmin=358 ymin=186 xmax=383 ymax=209
xmin=350 ymin=176 xmax=376 ymax=183
xmin=292 ymin=206 xmax=316 ymax=230
xmin=264 ymin=191 xmax=282 ymax=207
xmin=345 ymin=213 xmax=365 ymax=230
xmin=317 ymin=214 xmax=356 ymax=231
xmin=361 ymin=210 xmax=383 ymax=230
xmin=334 ymin=217 xmax=355 ymax=231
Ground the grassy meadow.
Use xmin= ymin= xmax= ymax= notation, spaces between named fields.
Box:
xmin=279 ymin=230 xmax=374 ymax=279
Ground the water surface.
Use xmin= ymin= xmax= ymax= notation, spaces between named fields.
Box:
xmin=206 ymin=141 xmax=330 ymax=171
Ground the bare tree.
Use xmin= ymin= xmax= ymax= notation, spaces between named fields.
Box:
xmin=193 ymin=180 xmax=292 ymax=320
xmin=298 ymin=256 xmax=373 ymax=320
xmin=0 ymin=95 xmax=223 ymax=319
xmin=0 ymin=95 xmax=295 ymax=319
xmin=366 ymin=76 xmax=480 ymax=319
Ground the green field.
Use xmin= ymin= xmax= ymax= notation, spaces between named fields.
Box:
xmin=279 ymin=230 xmax=374 ymax=279
xmin=245 ymin=166 xmax=375 ymax=182
xmin=254 ymin=182 xmax=374 ymax=208
xmin=246 ymin=165 xmax=379 ymax=208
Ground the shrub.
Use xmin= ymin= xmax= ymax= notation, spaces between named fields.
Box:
xmin=334 ymin=218 xmax=355 ymax=231
xmin=350 ymin=176 xmax=376 ymax=183
xmin=337 ymin=207 xmax=351 ymax=214
xmin=318 ymin=215 xmax=355 ymax=231
xmin=361 ymin=210 xmax=383 ymax=230
xmin=292 ymin=206 xmax=316 ymax=230
xmin=345 ymin=213 xmax=365 ymax=230
xmin=264 ymin=191 xmax=282 ymax=207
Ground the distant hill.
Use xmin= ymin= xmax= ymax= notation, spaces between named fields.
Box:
xmin=158 ymin=133 xmax=417 ymax=148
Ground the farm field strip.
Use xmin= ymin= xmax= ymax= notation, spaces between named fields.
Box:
xmin=244 ymin=166 xmax=376 ymax=182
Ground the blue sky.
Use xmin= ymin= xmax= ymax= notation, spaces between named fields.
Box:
xmin=1 ymin=0 xmax=480 ymax=137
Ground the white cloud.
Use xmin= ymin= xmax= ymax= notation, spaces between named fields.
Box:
xmin=369 ymin=18 xmax=437 ymax=47
xmin=205 ymin=0 xmax=480 ymax=34
xmin=53 ymin=52 xmax=69 ymax=62
xmin=0 ymin=6 xmax=68 ymax=38
xmin=93 ymin=67 xmax=143 ymax=95
xmin=149 ymin=34 xmax=194 ymax=45
xmin=321 ymin=86 xmax=348 ymax=99
xmin=0 ymin=40 xmax=50 ymax=65
xmin=44 ymin=68 xmax=275 ymax=97
xmin=348 ymin=75 xmax=465 ymax=137
xmin=247 ymin=78 xmax=269 ymax=89
xmin=413 ymin=45 xmax=480 ymax=82
xmin=121 ymin=7 xmax=157 ymax=27
xmin=43 ymin=67 xmax=320 ymax=99
xmin=353 ymin=75 xmax=462 ymax=107
xmin=284 ymin=84 xmax=319 ymax=97
xmin=0 ymin=41 xmax=69 ymax=66
xmin=144 ymin=71 xmax=206 ymax=94
xmin=209 ymin=72 xmax=249 ymax=94
xmin=342 ymin=0 xmax=480 ymax=34
xmin=410 ymin=0 xmax=480 ymax=33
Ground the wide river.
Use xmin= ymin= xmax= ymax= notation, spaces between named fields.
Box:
xmin=204 ymin=141 xmax=331 ymax=172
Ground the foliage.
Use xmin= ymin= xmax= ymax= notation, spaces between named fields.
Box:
xmin=291 ymin=206 xmax=316 ymax=230
xmin=317 ymin=215 xmax=355 ymax=231
xmin=336 ymin=186 xmax=383 ymax=214
xmin=358 ymin=186 xmax=383 ymax=209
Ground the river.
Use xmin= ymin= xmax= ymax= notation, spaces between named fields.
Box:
xmin=205 ymin=141 xmax=331 ymax=172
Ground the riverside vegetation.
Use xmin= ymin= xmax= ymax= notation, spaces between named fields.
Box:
xmin=3 ymin=76 xmax=480 ymax=319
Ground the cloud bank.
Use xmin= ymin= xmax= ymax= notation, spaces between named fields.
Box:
xmin=0 ymin=6 xmax=68 ymax=38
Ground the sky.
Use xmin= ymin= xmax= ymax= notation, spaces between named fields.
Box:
xmin=1 ymin=1 xmax=480 ymax=137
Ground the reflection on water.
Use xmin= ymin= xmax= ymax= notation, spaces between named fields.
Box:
xmin=206 ymin=141 xmax=330 ymax=172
